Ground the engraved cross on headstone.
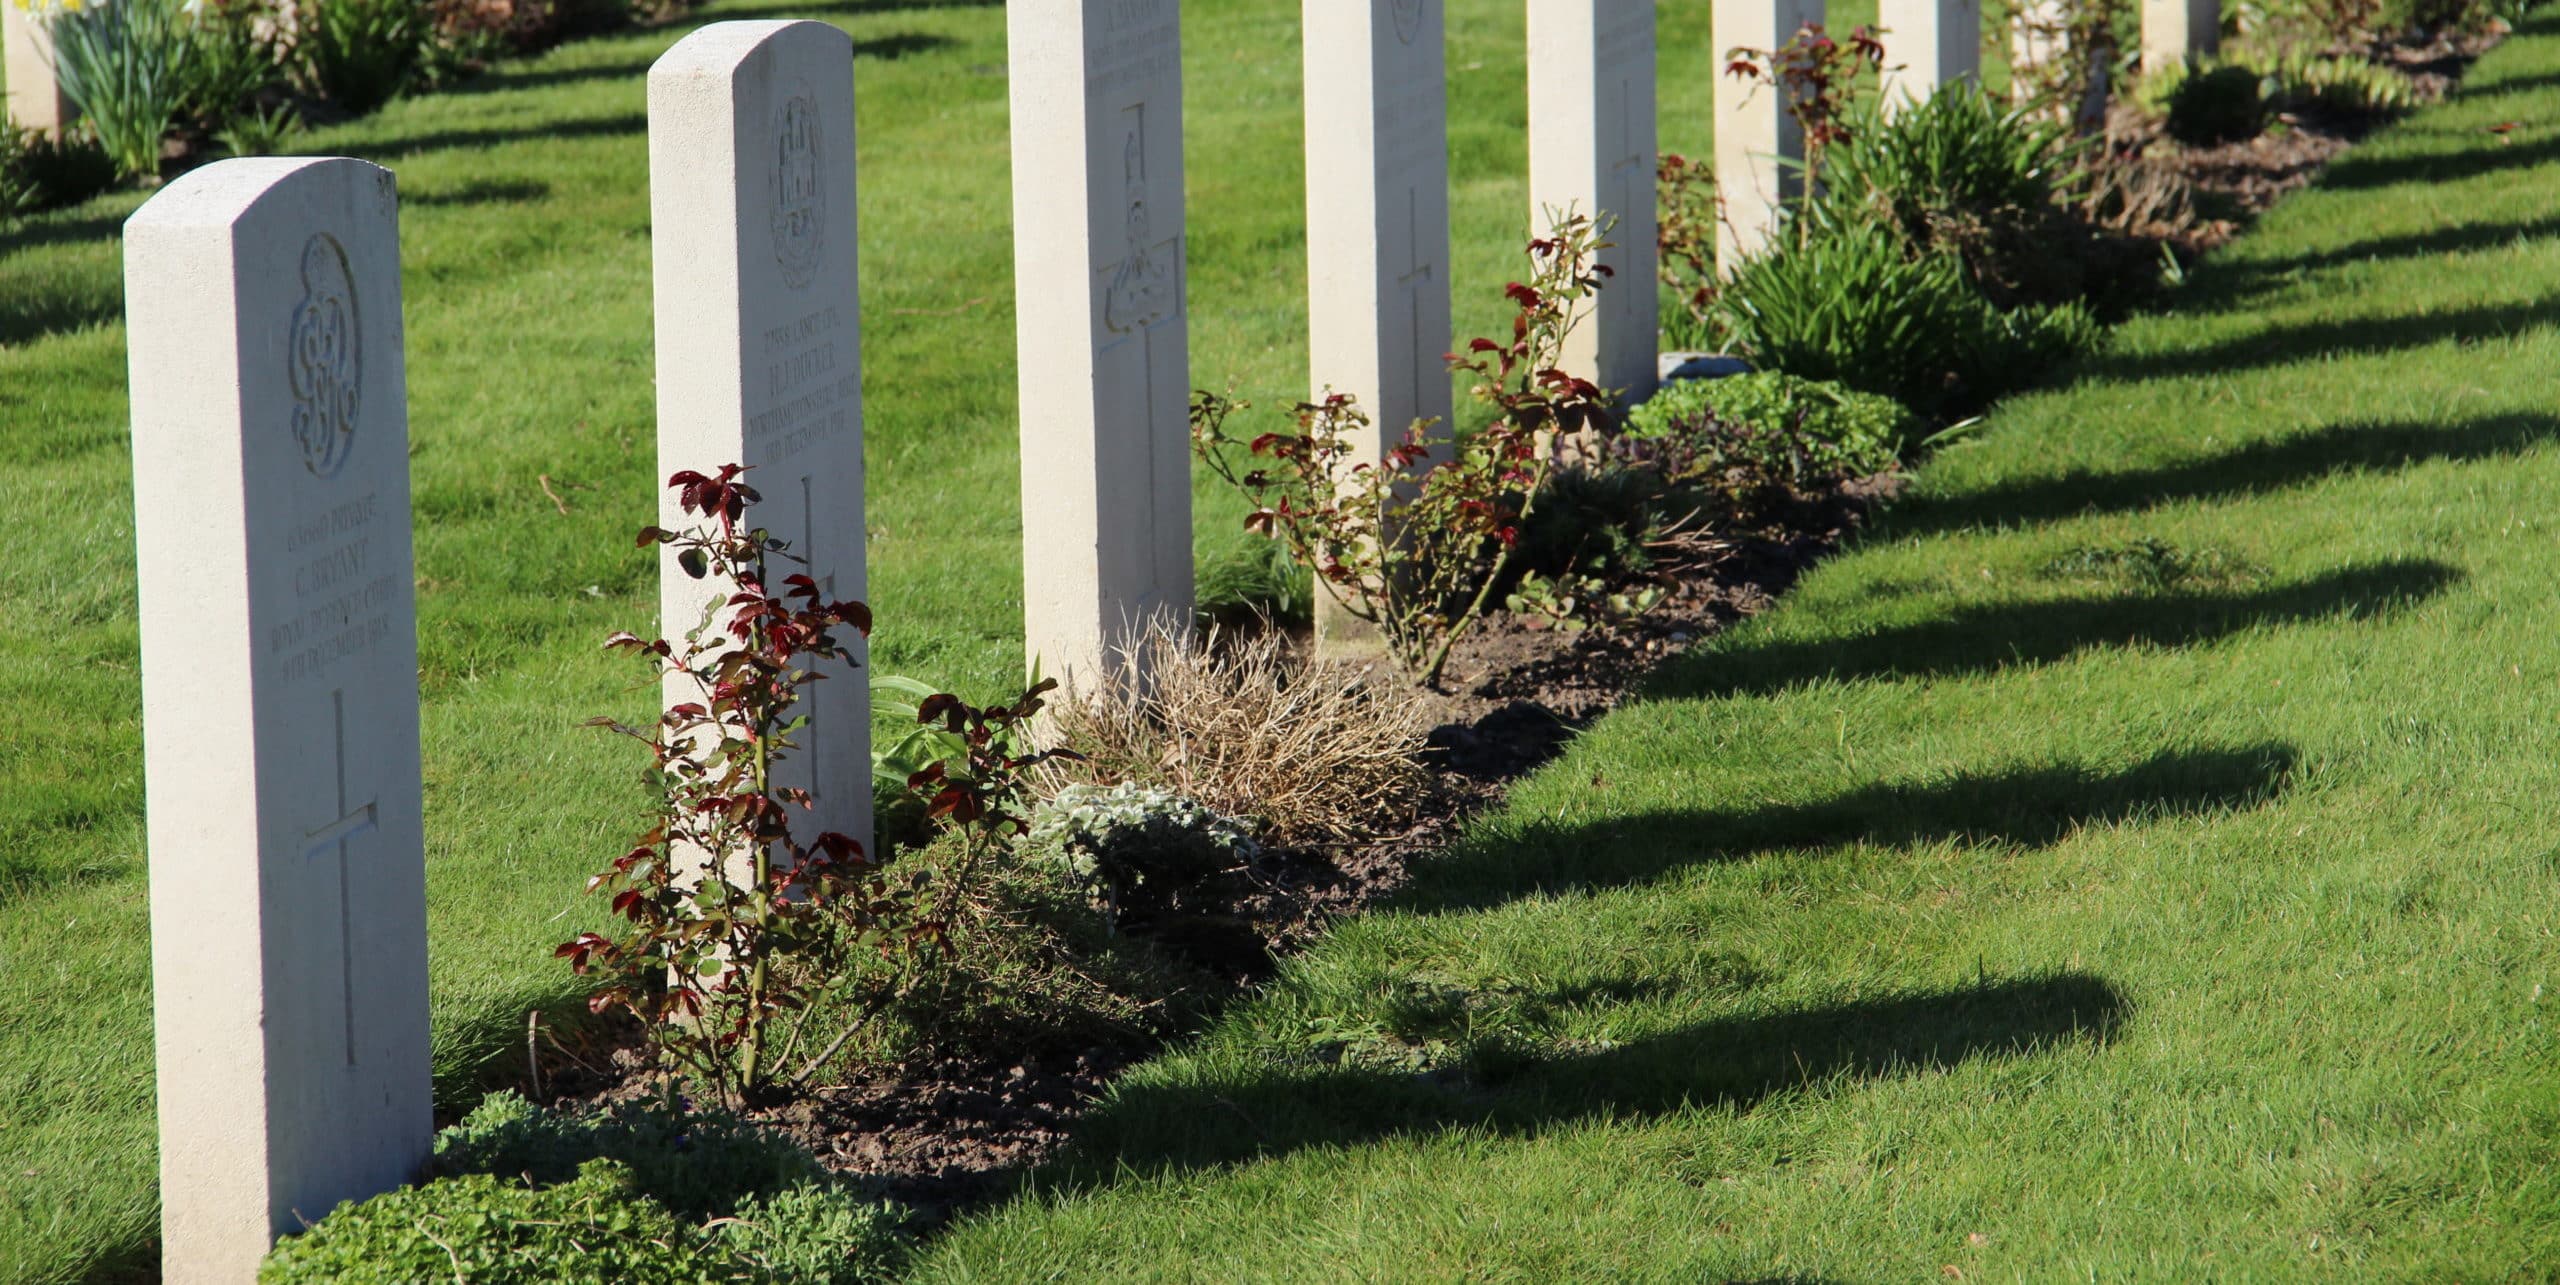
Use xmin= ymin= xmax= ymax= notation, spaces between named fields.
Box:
xmin=299 ymin=688 xmax=377 ymax=1066
xmin=1101 ymin=106 xmax=1182 ymax=600
xmin=1606 ymin=76 xmax=1646 ymax=227
xmin=1394 ymin=186 xmax=1436 ymax=426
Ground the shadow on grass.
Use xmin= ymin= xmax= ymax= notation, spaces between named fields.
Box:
xmin=2315 ymin=127 xmax=2560 ymax=192
xmin=73 ymin=1242 xmax=157 ymax=1285
xmin=0 ymin=210 xmax=126 ymax=260
xmin=853 ymin=31 xmax=962 ymax=60
xmin=1409 ymin=744 xmax=2297 ymax=910
xmin=2079 ymin=297 xmax=2560 ymax=385
xmin=403 ymin=177 xmax=555 ymax=207
xmin=1878 ymin=413 xmax=2560 ymax=538
xmin=1652 ymin=559 xmax=2458 ymax=700
xmin=370 ymin=110 xmax=646 ymax=161
xmin=1055 ymin=973 xmax=2127 ymax=1180
xmin=2459 ymin=66 xmax=2560 ymax=100
xmin=0 ymin=211 xmax=128 ymax=345
xmin=434 ymin=53 xmax=662 ymax=98
xmin=2208 ymin=211 xmax=2560 ymax=286
xmin=0 ymin=281 xmax=121 ymax=348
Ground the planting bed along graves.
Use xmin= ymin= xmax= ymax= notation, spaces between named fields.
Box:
xmin=1 ymin=0 xmax=2536 ymax=1276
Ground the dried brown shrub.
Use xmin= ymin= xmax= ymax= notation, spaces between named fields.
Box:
xmin=1042 ymin=621 xmax=1433 ymax=849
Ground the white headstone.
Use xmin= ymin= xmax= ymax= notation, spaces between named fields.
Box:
xmin=4 ymin=0 xmax=75 ymax=135
xmin=649 ymin=20 xmax=872 ymax=858
xmin=1303 ymin=0 xmax=1450 ymax=651
xmin=1714 ymin=0 xmax=1822 ymax=268
xmin=1010 ymin=0 xmax=1194 ymax=684
xmin=1528 ymin=0 xmax=1657 ymax=399
xmin=125 ymin=156 xmax=430 ymax=1282
xmin=2010 ymin=0 xmax=2069 ymax=106
xmin=2142 ymin=0 xmax=2219 ymax=70
xmin=1880 ymin=0 xmax=1983 ymax=107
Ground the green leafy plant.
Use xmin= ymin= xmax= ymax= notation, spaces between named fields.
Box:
xmin=177 ymin=0 xmax=283 ymax=133
xmin=2166 ymin=61 xmax=2268 ymax=144
xmin=1499 ymin=458 xmax=1689 ymax=626
xmin=267 ymin=1093 xmax=911 ymax=1284
xmin=867 ymin=671 xmax=1015 ymax=856
xmin=1631 ymin=371 xmax=1918 ymax=471
xmin=717 ymin=1182 xmax=910 ymax=1285
xmin=1807 ymin=86 xmax=2162 ymax=315
xmin=1712 ymin=217 xmax=2100 ymax=417
xmin=260 ymin=1159 xmax=702 ymax=1285
xmin=810 ymin=820 xmax=1217 ymax=1066
xmin=216 ymin=100 xmax=297 ymax=156
xmin=34 ymin=0 xmax=198 ymax=180
xmin=289 ymin=0 xmax=427 ymax=115
xmin=1192 ymin=214 xmax=1614 ymax=684
xmin=429 ymin=1090 xmax=828 ymax=1220
xmin=2270 ymin=48 xmax=2419 ymax=114
xmin=1710 ymin=218 xmax=1972 ymax=411
xmin=1807 ymin=87 xmax=2066 ymax=248
xmin=560 ymin=465 xmax=894 ymax=1105
xmin=896 ymin=681 xmax=1078 ymax=960
xmin=1502 ymin=567 xmax=1664 ymax=632
xmin=2137 ymin=47 xmax=2418 ymax=136
xmin=1019 ymin=782 xmax=1258 ymax=924
xmin=1196 ymin=534 xmax=1314 ymax=629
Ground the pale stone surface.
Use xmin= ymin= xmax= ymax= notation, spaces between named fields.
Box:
xmin=4 ymin=1 xmax=74 ymax=135
xmin=1303 ymin=0 xmax=1451 ymax=653
xmin=2011 ymin=0 xmax=2066 ymax=93
xmin=2143 ymin=0 xmax=2220 ymax=69
xmin=649 ymin=20 xmax=872 ymax=857
xmin=1529 ymin=0 xmax=1658 ymax=399
xmin=1713 ymin=0 xmax=1820 ymax=268
xmin=1010 ymin=0 xmax=1193 ymax=686
xmin=126 ymin=156 xmax=430 ymax=1283
xmin=2010 ymin=0 xmax=2111 ymax=128
xmin=1880 ymin=0 xmax=1982 ymax=107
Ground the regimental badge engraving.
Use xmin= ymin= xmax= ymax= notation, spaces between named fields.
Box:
xmin=289 ymin=234 xmax=361 ymax=479
xmin=771 ymin=86 xmax=825 ymax=290
xmin=1392 ymin=0 xmax=1427 ymax=45
xmin=1103 ymin=127 xmax=1174 ymax=334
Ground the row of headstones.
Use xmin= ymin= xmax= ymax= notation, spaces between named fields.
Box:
xmin=118 ymin=0 xmax=2226 ymax=1276
xmin=119 ymin=3 xmax=1639 ymax=1277
xmin=1720 ymin=0 xmax=2222 ymax=257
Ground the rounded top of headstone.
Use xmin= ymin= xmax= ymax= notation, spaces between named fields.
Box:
xmin=651 ymin=19 xmax=854 ymax=81
xmin=124 ymin=157 xmax=394 ymax=236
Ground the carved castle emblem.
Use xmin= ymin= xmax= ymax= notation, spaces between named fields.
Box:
xmin=1392 ymin=0 xmax=1427 ymax=44
xmin=771 ymin=86 xmax=825 ymax=289
xmin=288 ymin=234 xmax=360 ymax=479
xmin=1104 ymin=128 xmax=1174 ymax=334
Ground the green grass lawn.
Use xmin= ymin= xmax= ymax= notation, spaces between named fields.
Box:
xmin=3 ymin=0 xmax=2553 ymax=1279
